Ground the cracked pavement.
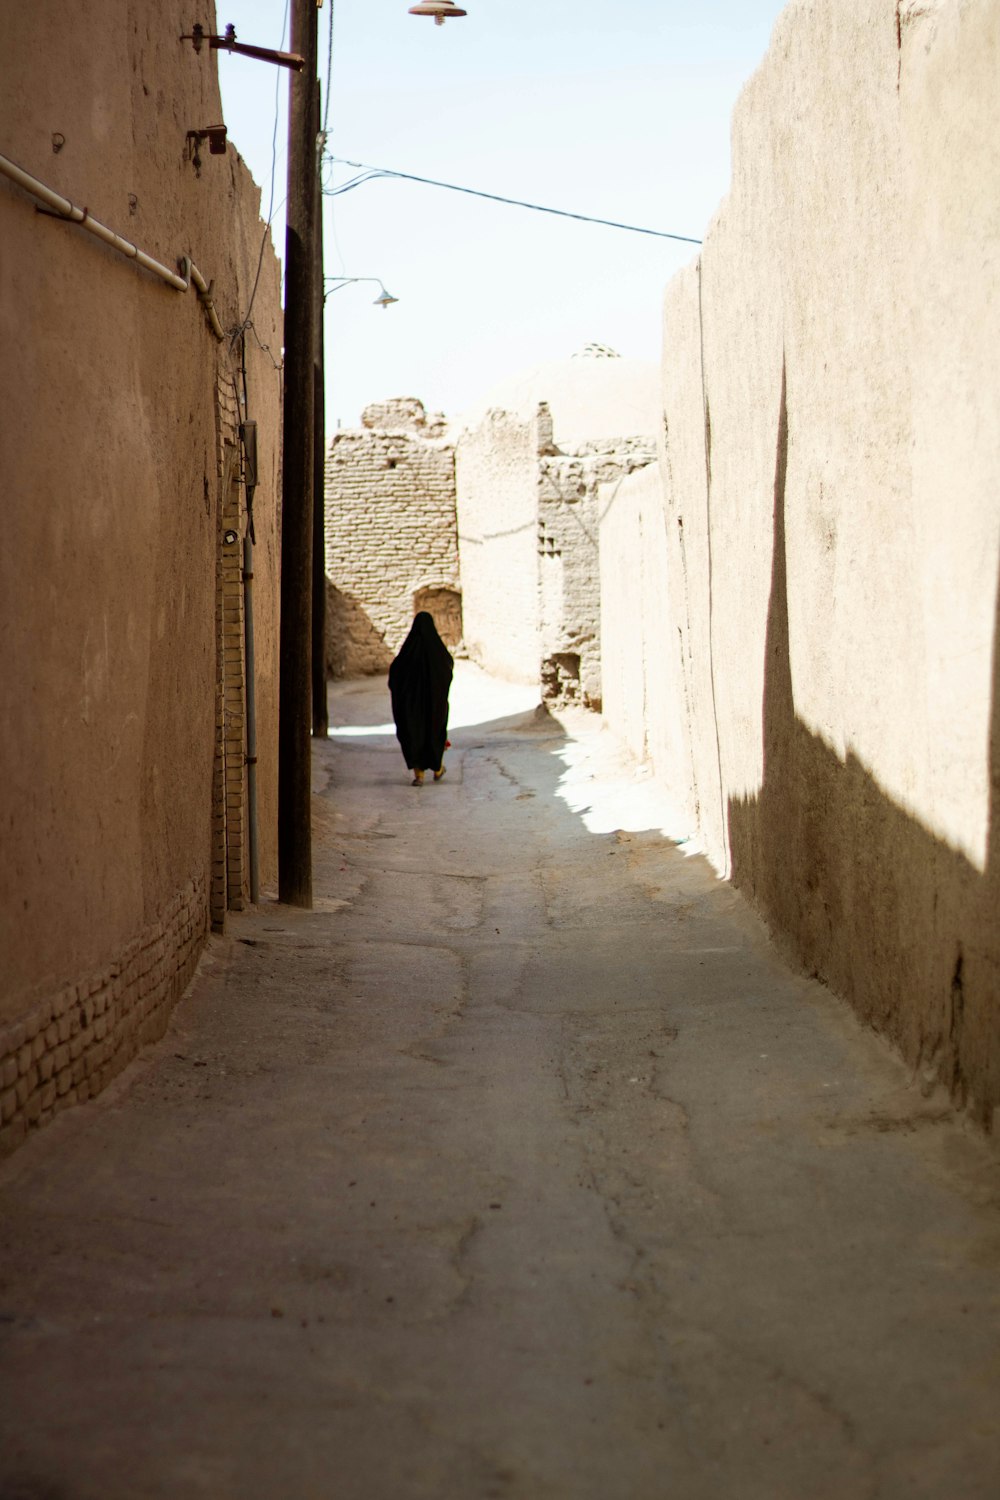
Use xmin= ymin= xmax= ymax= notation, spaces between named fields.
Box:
xmin=1 ymin=664 xmax=998 ymax=1499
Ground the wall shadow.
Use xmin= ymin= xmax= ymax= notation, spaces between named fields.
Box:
xmin=326 ymin=584 xmax=467 ymax=679
xmin=727 ymin=362 xmax=999 ymax=1128
xmin=326 ymin=582 xmax=392 ymax=679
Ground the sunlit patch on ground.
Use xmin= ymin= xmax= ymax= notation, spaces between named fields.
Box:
xmin=328 ymin=663 xmax=700 ymax=850
xmin=549 ymin=717 xmax=701 ymax=849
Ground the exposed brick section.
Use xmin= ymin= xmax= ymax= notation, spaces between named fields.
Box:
xmin=360 ymin=397 xmax=448 ymax=438
xmin=211 ymin=653 xmax=228 ymax=932
xmin=220 ymin=437 xmax=246 ymax=914
xmin=538 ymin=436 xmax=656 ymax=709
xmin=324 ymin=398 xmax=460 ymax=676
xmin=456 ymin=397 xmax=654 ymax=702
xmin=212 ymin=382 xmax=248 ymax=930
xmin=0 ymin=877 xmax=207 ymax=1159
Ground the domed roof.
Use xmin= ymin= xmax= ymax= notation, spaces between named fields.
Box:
xmin=458 ymin=347 xmax=660 ymax=448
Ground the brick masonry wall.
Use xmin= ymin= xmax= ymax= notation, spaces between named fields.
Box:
xmin=219 ymin=434 xmax=246 ymax=917
xmin=324 ymin=400 xmax=460 ymax=676
xmin=0 ymin=6 xmax=284 ymax=1160
xmin=0 ymin=877 xmax=206 ymax=1159
xmin=538 ymin=437 xmax=655 ymax=708
xmin=457 ymin=395 xmax=655 ymax=699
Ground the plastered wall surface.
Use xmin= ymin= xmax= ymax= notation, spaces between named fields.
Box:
xmin=324 ymin=400 xmax=459 ymax=676
xmin=0 ymin=1 xmax=282 ymax=1150
xmin=460 ymin=354 xmax=661 ymax=449
xmin=599 ymin=462 xmax=689 ymax=789
xmin=540 ymin=440 xmax=657 ymax=707
xmin=455 ymin=409 xmax=541 ymax=684
xmin=642 ymin=0 xmax=999 ymax=1124
xmin=456 ymin=355 xmax=658 ymax=693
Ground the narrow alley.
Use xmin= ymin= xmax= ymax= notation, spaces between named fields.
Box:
xmin=1 ymin=667 xmax=998 ymax=1500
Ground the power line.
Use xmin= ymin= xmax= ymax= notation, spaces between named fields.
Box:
xmin=325 ymin=156 xmax=702 ymax=245
xmin=322 ymin=0 xmax=335 ymax=139
xmin=233 ymin=0 xmax=290 ymax=340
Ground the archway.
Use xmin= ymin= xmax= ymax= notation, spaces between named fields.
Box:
xmin=413 ymin=586 xmax=463 ymax=652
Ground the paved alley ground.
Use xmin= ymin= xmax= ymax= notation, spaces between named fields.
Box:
xmin=1 ymin=665 xmax=999 ymax=1500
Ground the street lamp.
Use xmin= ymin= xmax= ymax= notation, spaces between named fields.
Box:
xmin=408 ymin=1 xmax=468 ymax=23
xmin=284 ymin=0 xmax=468 ymax=908
xmin=324 ymin=277 xmax=399 ymax=309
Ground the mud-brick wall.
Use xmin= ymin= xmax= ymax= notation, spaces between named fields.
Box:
xmin=634 ymin=0 xmax=999 ymax=1127
xmin=0 ymin=882 xmax=204 ymax=1148
xmin=0 ymin=0 xmax=282 ymax=1158
xmin=539 ymin=438 xmax=656 ymax=709
xmin=456 ymin=359 xmax=660 ymax=695
xmin=324 ymin=399 xmax=460 ymax=676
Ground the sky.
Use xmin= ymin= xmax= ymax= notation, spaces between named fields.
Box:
xmin=218 ymin=0 xmax=788 ymax=431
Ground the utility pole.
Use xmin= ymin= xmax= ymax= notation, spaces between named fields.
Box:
xmin=311 ymin=75 xmax=329 ymax=738
xmin=278 ymin=0 xmax=319 ymax=906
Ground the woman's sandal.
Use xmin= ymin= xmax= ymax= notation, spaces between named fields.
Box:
xmin=433 ymin=766 xmax=446 ymax=781
xmin=412 ymin=771 xmax=424 ymax=786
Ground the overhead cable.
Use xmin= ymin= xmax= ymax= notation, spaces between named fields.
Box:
xmin=234 ymin=0 xmax=291 ymax=340
xmin=325 ymin=156 xmax=702 ymax=245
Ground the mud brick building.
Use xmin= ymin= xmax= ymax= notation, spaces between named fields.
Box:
xmin=0 ymin=1 xmax=283 ymax=1156
xmin=455 ymin=350 xmax=659 ymax=706
xmin=324 ymin=398 xmax=461 ymax=676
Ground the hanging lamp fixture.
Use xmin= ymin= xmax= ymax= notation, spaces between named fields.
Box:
xmin=408 ymin=1 xmax=468 ymax=25
xmin=324 ymin=276 xmax=400 ymax=309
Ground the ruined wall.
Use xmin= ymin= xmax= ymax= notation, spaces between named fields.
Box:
xmin=541 ymin=438 xmax=656 ymax=709
xmin=456 ymin=357 xmax=659 ymax=693
xmin=642 ymin=0 xmax=999 ymax=1125
xmin=324 ymin=399 xmax=459 ymax=676
xmin=0 ymin=0 xmax=282 ymax=1154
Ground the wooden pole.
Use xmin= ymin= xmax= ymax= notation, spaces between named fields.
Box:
xmin=278 ymin=0 xmax=318 ymax=906
xmin=311 ymin=75 xmax=329 ymax=738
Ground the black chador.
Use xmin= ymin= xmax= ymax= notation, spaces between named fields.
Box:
xmin=388 ymin=612 xmax=453 ymax=785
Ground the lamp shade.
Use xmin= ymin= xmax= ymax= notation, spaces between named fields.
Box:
xmin=408 ymin=1 xmax=468 ymax=23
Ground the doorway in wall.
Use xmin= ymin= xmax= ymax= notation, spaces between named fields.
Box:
xmin=413 ymin=586 xmax=463 ymax=652
xmin=541 ymin=652 xmax=581 ymax=704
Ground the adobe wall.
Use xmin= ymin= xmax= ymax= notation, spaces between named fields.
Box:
xmin=541 ymin=438 xmax=656 ymax=709
xmin=598 ymin=463 xmax=690 ymax=789
xmin=636 ymin=0 xmax=999 ymax=1124
xmin=324 ymin=399 xmax=459 ymax=675
xmin=455 ymin=368 xmax=658 ymax=694
xmin=454 ymin=408 xmax=542 ymax=684
xmin=0 ymin=1 xmax=282 ymax=1153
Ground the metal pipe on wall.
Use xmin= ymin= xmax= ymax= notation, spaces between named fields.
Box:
xmin=0 ymin=151 xmax=224 ymax=339
xmin=180 ymin=258 xmax=226 ymax=341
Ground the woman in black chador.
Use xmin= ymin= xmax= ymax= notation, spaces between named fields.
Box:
xmin=388 ymin=611 xmax=454 ymax=786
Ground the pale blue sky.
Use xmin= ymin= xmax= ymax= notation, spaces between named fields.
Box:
xmin=218 ymin=0 xmax=788 ymax=429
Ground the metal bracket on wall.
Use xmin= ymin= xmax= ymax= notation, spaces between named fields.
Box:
xmin=180 ymin=23 xmax=305 ymax=71
xmin=186 ymin=126 xmax=228 ymax=175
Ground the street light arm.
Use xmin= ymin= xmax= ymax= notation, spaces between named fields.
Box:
xmin=323 ymin=276 xmax=399 ymax=308
xmin=181 ymin=23 xmax=305 ymax=71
